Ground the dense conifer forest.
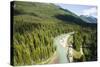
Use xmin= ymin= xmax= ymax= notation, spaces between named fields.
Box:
xmin=11 ymin=1 xmax=97 ymax=65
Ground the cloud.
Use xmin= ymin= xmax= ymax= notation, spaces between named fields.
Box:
xmin=82 ymin=7 xmax=97 ymax=17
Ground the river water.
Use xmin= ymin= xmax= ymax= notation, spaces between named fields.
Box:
xmin=53 ymin=32 xmax=74 ymax=63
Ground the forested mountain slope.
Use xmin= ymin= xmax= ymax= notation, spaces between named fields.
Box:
xmin=11 ymin=1 xmax=97 ymax=66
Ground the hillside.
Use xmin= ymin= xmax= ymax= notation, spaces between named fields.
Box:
xmin=14 ymin=1 xmax=97 ymax=26
xmin=11 ymin=1 xmax=97 ymax=66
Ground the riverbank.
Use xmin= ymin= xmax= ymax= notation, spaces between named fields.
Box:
xmin=52 ymin=32 xmax=74 ymax=63
xmin=35 ymin=51 xmax=57 ymax=64
xmin=49 ymin=52 xmax=59 ymax=64
xmin=36 ymin=32 xmax=75 ymax=64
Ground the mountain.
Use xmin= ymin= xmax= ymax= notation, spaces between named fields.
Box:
xmin=12 ymin=1 xmax=97 ymax=66
xmin=13 ymin=1 xmax=97 ymax=27
xmin=80 ymin=15 xmax=97 ymax=23
xmin=13 ymin=1 xmax=97 ymax=29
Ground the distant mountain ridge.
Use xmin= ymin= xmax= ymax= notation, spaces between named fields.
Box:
xmin=80 ymin=15 xmax=97 ymax=23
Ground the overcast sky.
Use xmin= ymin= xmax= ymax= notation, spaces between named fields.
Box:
xmin=56 ymin=4 xmax=97 ymax=18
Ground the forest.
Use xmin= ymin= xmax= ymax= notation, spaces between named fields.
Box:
xmin=11 ymin=1 xmax=97 ymax=66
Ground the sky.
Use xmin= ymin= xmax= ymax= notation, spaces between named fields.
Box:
xmin=56 ymin=4 xmax=97 ymax=18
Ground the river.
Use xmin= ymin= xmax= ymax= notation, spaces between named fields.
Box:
xmin=53 ymin=32 xmax=74 ymax=63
